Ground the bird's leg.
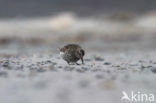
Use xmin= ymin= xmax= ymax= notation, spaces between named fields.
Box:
xmin=67 ymin=61 xmax=70 ymax=65
xmin=81 ymin=57 xmax=84 ymax=64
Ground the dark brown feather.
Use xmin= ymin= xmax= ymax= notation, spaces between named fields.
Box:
xmin=60 ymin=44 xmax=85 ymax=65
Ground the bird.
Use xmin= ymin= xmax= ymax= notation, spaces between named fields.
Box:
xmin=59 ymin=44 xmax=85 ymax=65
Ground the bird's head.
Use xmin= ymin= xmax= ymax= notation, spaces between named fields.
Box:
xmin=59 ymin=47 xmax=66 ymax=52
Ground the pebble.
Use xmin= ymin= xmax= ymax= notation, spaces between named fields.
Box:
xmin=37 ymin=68 xmax=46 ymax=72
xmin=84 ymin=58 xmax=91 ymax=61
xmin=94 ymin=55 xmax=104 ymax=61
xmin=151 ymin=67 xmax=156 ymax=73
xmin=81 ymin=67 xmax=89 ymax=71
xmin=104 ymin=62 xmax=111 ymax=65
xmin=29 ymin=66 xmax=37 ymax=71
xmin=64 ymin=66 xmax=75 ymax=71
xmin=147 ymin=65 xmax=153 ymax=68
xmin=58 ymin=66 xmax=63 ymax=68
xmin=138 ymin=60 xmax=146 ymax=63
xmin=15 ymin=65 xmax=24 ymax=71
xmin=99 ymin=80 xmax=115 ymax=89
xmin=49 ymin=64 xmax=55 ymax=71
xmin=140 ymin=65 xmax=146 ymax=70
xmin=46 ymin=60 xmax=52 ymax=63
xmin=91 ymin=68 xmax=106 ymax=72
xmin=140 ymin=65 xmax=153 ymax=71
xmin=52 ymin=62 xmax=57 ymax=65
xmin=0 ymin=71 xmax=8 ymax=77
xmin=76 ymin=68 xmax=85 ymax=73
xmin=2 ymin=60 xmax=9 ymax=67
xmin=112 ymin=64 xmax=120 ymax=67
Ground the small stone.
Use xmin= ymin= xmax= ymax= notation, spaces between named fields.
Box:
xmin=84 ymin=58 xmax=91 ymax=61
xmin=40 ymin=61 xmax=45 ymax=65
xmin=140 ymin=65 xmax=146 ymax=70
xmin=2 ymin=60 xmax=11 ymax=70
xmin=91 ymin=69 xmax=101 ymax=72
xmin=104 ymin=62 xmax=111 ymax=65
xmin=147 ymin=65 xmax=153 ymax=68
xmin=140 ymin=65 xmax=153 ymax=71
xmin=99 ymin=80 xmax=115 ymax=89
xmin=37 ymin=68 xmax=46 ymax=72
xmin=129 ymin=63 xmax=137 ymax=66
xmin=112 ymin=64 xmax=120 ymax=67
xmin=153 ymin=62 xmax=156 ymax=64
xmin=2 ymin=61 xmax=9 ymax=67
xmin=151 ymin=67 xmax=156 ymax=73
xmin=94 ymin=55 xmax=104 ymax=61
xmin=76 ymin=68 xmax=85 ymax=73
xmin=138 ymin=60 xmax=145 ymax=63
xmin=0 ymin=71 xmax=8 ymax=77
xmin=52 ymin=62 xmax=57 ymax=65
xmin=81 ymin=67 xmax=89 ymax=71
xmin=29 ymin=66 xmax=37 ymax=70
xmin=46 ymin=60 xmax=52 ymax=63
xmin=64 ymin=66 xmax=74 ymax=71
xmin=58 ymin=66 xmax=63 ymax=68
xmin=15 ymin=65 xmax=24 ymax=71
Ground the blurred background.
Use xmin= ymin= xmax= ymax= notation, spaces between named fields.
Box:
xmin=0 ymin=0 xmax=156 ymax=54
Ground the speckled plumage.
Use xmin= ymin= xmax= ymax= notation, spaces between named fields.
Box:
xmin=59 ymin=44 xmax=85 ymax=65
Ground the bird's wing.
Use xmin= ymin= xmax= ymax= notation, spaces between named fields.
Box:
xmin=75 ymin=49 xmax=85 ymax=58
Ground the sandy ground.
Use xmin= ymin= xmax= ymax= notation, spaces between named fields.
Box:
xmin=0 ymin=51 xmax=156 ymax=103
xmin=0 ymin=12 xmax=156 ymax=103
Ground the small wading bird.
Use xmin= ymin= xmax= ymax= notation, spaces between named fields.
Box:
xmin=59 ymin=44 xmax=85 ymax=65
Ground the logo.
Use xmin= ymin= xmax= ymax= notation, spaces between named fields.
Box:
xmin=121 ymin=91 xmax=155 ymax=102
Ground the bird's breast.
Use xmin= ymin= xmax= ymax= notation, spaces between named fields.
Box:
xmin=60 ymin=52 xmax=65 ymax=58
